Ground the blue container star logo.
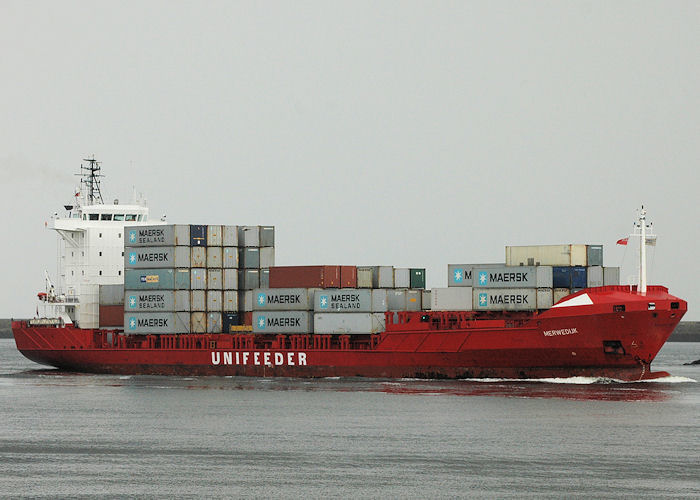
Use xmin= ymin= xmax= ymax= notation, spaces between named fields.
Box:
xmin=453 ymin=269 xmax=463 ymax=283
xmin=257 ymin=315 xmax=266 ymax=330
xmin=257 ymin=293 xmax=266 ymax=306
xmin=128 ymin=317 xmax=137 ymax=330
xmin=478 ymin=293 xmax=488 ymax=307
xmin=478 ymin=271 xmax=488 ymax=285
xmin=319 ymin=295 xmax=329 ymax=309
xmin=129 ymin=252 xmax=137 ymax=265
xmin=128 ymin=296 xmax=137 ymax=308
xmin=129 ymin=230 xmax=137 ymax=243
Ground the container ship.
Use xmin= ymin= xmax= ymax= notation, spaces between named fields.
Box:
xmin=12 ymin=160 xmax=687 ymax=381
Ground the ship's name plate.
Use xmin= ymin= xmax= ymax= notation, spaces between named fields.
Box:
xmin=542 ymin=328 xmax=579 ymax=337
xmin=211 ymin=351 xmax=307 ymax=366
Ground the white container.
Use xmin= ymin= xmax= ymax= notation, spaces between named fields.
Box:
xmin=223 ymin=290 xmax=238 ymax=311
xmin=260 ymin=247 xmax=275 ymax=268
xmin=473 ymin=288 xmax=537 ymax=311
xmin=191 ymin=246 xmax=207 ymax=268
xmin=506 ymin=244 xmax=588 ymax=267
xmin=431 ymin=287 xmax=473 ymax=311
xmin=587 ymin=266 xmax=604 ymax=287
xmin=223 ymin=247 xmax=238 ymax=268
xmin=207 ymin=291 xmax=222 ymax=311
xmin=394 ymin=268 xmax=411 ymax=288
xmin=313 ymin=312 xmax=386 ymax=334
xmin=207 ymin=225 xmax=222 ymax=246
xmin=603 ymin=267 xmax=620 ymax=286
xmin=371 ymin=289 xmax=388 ymax=312
xmin=207 ymin=247 xmax=222 ymax=268
xmin=223 ymin=268 xmax=238 ymax=290
xmin=357 ymin=266 xmax=373 ymax=288
xmin=190 ymin=268 xmax=207 ymax=290
xmin=373 ymin=266 xmax=394 ymax=288
xmin=536 ymin=288 xmax=553 ymax=309
xmin=255 ymin=288 xmax=315 ymax=311
xmin=421 ymin=290 xmax=432 ymax=310
xmin=222 ymin=225 xmax=239 ymax=246
xmin=553 ymin=288 xmax=570 ymax=304
xmin=190 ymin=290 xmax=206 ymax=311
xmin=190 ymin=312 xmax=206 ymax=333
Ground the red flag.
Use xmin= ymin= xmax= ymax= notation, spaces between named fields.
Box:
xmin=616 ymin=238 xmax=628 ymax=246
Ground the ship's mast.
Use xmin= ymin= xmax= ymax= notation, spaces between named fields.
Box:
xmin=78 ymin=156 xmax=104 ymax=205
xmin=632 ymin=206 xmax=655 ymax=295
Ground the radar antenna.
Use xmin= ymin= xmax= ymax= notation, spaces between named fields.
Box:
xmin=76 ymin=156 xmax=104 ymax=205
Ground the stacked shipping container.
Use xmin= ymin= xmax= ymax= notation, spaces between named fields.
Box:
xmin=123 ymin=224 xmax=275 ymax=334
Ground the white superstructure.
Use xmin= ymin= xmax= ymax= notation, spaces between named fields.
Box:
xmin=43 ymin=158 xmax=164 ymax=326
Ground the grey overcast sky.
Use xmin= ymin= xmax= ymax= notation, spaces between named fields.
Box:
xmin=1 ymin=1 xmax=698 ymax=319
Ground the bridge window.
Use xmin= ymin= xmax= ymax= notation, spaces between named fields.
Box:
xmin=89 ymin=214 xmax=99 ymax=220
xmin=125 ymin=214 xmax=137 ymax=221
xmin=113 ymin=214 xmax=124 ymax=221
xmin=100 ymin=214 xmax=112 ymax=221
xmin=137 ymin=215 xmax=143 ymax=221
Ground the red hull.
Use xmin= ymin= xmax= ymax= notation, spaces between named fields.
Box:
xmin=13 ymin=286 xmax=686 ymax=381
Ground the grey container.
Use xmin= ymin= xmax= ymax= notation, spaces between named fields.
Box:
xmin=394 ymin=268 xmax=410 ymax=288
xmin=421 ymin=290 xmax=432 ymax=310
xmin=124 ymin=312 xmax=190 ymax=334
xmin=447 ymin=263 xmax=503 ymax=287
xmin=313 ymin=313 xmax=385 ymax=335
xmin=357 ymin=266 xmax=374 ymax=288
xmin=406 ymin=290 xmax=421 ymax=311
xmin=587 ymin=245 xmax=603 ymax=267
xmin=536 ymin=288 xmax=553 ymax=309
xmin=124 ymin=246 xmax=190 ymax=269
xmin=222 ymin=225 xmax=239 ymax=246
xmin=253 ymin=311 xmax=313 ymax=333
xmin=223 ymin=290 xmax=238 ymax=311
xmin=553 ymin=288 xmax=570 ymax=304
xmin=256 ymin=288 xmax=315 ymax=311
xmin=370 ymin=289 xmax=388 ymax=312
xmin=99 ymin=284 xmax=124 ymax=305
xmin=372 ymin=266 xmax=394 ymax=288
xmin=207 ymin=247 xmax=222 ymax=268
xmin=207 ymin=225 xmax=223 ymax=246
xmin=223 ymin=247 xmax=238 ymax=268
xmin=260 ymin=226 xmax=275 ymax=247
xmin=473 ymin=288 xmax=536 ymax=311
xmin=190 ymin=246 xmax=207 ymax=268
xmin=240 ymin=248 xmax=260 ymax=269
xmin=240 ymin=269 xmax=260 ymax=290
xmin=431 ymin=287 xmax=473 ymax=311
xmin=536 ymin=266 xmax=553 ymax=288
xmin=471 ymin=265 xmax=537 ymax=288
xmin=587 ymin=266 xmax=604 ymax=287
xmin=603 ymin=267 xmax=620 ymax=286
xmin=238 ymin=226 xmax=260 ymax=247
xmin=240 ymin=290 xmax=253 ymax=312
xmin=207 ymin=291 xmax=223 ymax=312
xmin=124 ymin=290 xmax=190 ymax=312
xmin=207 ymin=312 xmax=222 ymax=333
xmin=314 ymin=289 xmax=372 ymax=312
xmin=223 ymin=268 xmax=238 ymax=290
xmin=207 ymin=268 xmax=223 ymax=290
xmin=190 ymin=268 xmax=207 ymax=290
xmin=191 ymin=312 xmax=206 ymax=333
xmin=190 ymin=290 xmax=206 ymax=311
xmin=260 ymin=268 xmax=270 ymax=288
xmin=125 ymin=268 xmax=190 ymax=291
xmin=260 ymin=247 xmax=275 ymax=268
xmin=387 ymin=289 xmax=407 ymax=311
xmin=125 ymin=225 xmax=190 ymax=247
